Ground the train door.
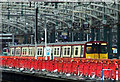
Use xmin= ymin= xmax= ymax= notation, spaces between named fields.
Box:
xmin=73 ymin=46 xmax=81 ymax=58
xmin=100 ymin=43 xmax=108 ymax=59
xmin=86 ymin=43 xmax=93 ymax=58
xmin=93 ymin=44 xmax=100 ymax=59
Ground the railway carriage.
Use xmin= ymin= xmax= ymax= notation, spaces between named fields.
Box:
xmin=9 ymin=41 xmax=108 ymax=60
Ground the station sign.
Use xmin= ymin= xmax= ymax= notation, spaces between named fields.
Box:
xmin=44 ymin=47 xmax=51 ymax=56
xmin=113 ymin=49 xmax=117 ymax=53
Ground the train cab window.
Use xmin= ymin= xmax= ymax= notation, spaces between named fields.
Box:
xmin=86 ymin=46 xmax=92 ymax=54
xmin=81 ymin=46 xmax=84 ymax=57
xmin=100 ymin=45 xmax=107 ymax=53
xmin=75 ymin=47 xmax=78 ymax=55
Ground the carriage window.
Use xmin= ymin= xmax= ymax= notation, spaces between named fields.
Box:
xmin=81 ymin=46 xmax=84 ymax=57
xmin=72 ymin=47 xmax=74 ymax=56
xmin=22 ymin=49 xmax=24 ymax=55
xmin=16 ymin=49 xmax=20 ymax=55
xmin=40 ymin=49 xmax=42 ymax=55
xmin=64 ymin=48 xmax=66 ymax=55
xmin=24 ymin=49 xmax=27 ymax=55
xmin=57 ymin=48 xmax=59 ymax=55
xmin=29 ymin=49 xmax=31 ymax=55
xmin=75 ymin=47 xmax=78 ymax=55
xmin=24 ymin=49 xmax=26 ymax=55
xmin=67 ymin=48 xmax=70 ymax=55
xmin=18 ymin=49 xmax=20 ymax=55
xmin=37 ymin=48 xmax=40 ymax=55
xmin=12 ymin=49 xmax=14 ymax=55
xmin=37 ymin=48 xmax=42 ymax=56
xmin=54 ymin=48 xmax=56 ymax=55
xmin=29 ymin=49 xmax=32 ymax=55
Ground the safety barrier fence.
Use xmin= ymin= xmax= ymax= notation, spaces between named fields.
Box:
xmin=0 ymin=56 xmax=119 ymax=80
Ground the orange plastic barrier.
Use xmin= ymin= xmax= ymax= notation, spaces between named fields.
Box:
xmin=49 ymin=60 xmax=54 ymax=72
xmin=78 ymin=60 xmax=84 ymax=75
xmin=118 ymin=60 xmax=120 ymax=80
xmin=0 ymin=56 xmax=119 ymax=80
xmin=57 ymin=60 xmax=63 ymax=73
xmin=108 ymin=61 xmax=117 ymax=80
xmin=37 ymin=60 xmax=42 ymax=70
xmin=53 ymin=60 xmax=58 ymax=71
xmin=96 ymin=61 xmax=103 ymax=77
xmin=102 ymin=61 xmax=109 ymax=78
xmin=45 ymin=60 xmax=50 ymax=71
xmin=71 ymin=61 xmax=78 ymax=75
xmin=83 ymin=60 xmax=90 ymax=76
xmin=34 ymin=60 xmax=39 ymax=70
xmin=63 ymin=61 xmax=72 ymax=74
xmin=89 ymin=60 xmax=97 ymax=77
xmin=42 ymin=60 xmax=46 ymax=69
xmin=0 ymin=58 xmax=1 ymax=67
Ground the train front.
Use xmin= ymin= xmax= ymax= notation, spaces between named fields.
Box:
xmin=85 ymin=41 xmax=108 ymax=59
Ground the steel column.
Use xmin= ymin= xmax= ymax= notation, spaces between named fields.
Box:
xmin=96 ymin=28 xmax=100 ymax=41
xmin=117 ymin=3 xmax=120 ymax=59
xmin=91 ymin=28 xmax=95 ymax=41
xmin=108 ymin=27 xmax=112 ymax=59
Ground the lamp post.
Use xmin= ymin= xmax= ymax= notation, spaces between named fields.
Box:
xmin=35 ymin=2 xmax=38 ymax=60
xmin=44 ymin=19 xmax=48 ymax=60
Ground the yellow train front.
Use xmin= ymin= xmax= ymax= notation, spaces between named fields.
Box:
xmin=85 ymin=41 xmax=108 ymax=59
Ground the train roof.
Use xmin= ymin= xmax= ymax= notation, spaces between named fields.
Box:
xmin=10 ymin=41 xmax=87 ymax=47
xmin=9 ymin=41 xmax=107 ymax=48
xmin=85 ymin=41 xmax=107 ymax=44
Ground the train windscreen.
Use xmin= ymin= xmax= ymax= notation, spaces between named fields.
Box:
xmin=86 ymin=43 xmax=107 ymax=54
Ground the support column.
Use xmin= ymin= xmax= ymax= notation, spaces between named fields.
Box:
xmin=74 ymin=32 xmax=79 ymax=41
xmin=24 ymin=6 xmax=28 ymax=44
xmin=103 ymin=25 xmax=107 ymax=42
xmin=108 ymin=27 xmax=112 ymax=59
xmin=96 ymin=28 xmax=100 ymax=41
xmin=91 ymin=28 xmax=95 ymax=41
xmin=117 ymin=3 xmax=120 ymax=59
xmin=50 ymin=27 xmax=55 ymax=43
xmin=80 ymin=30 xmax=83 ymax=41
xmin=0 ymin=3 xmax=2 ymax=55
xmin=103 ymin=2 xmax=107 ymax=42
xmin=12 ymin=34 xmax=14 ymax=45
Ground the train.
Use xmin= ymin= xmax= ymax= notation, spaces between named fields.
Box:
xmin=8 ymin=41 xmax=108 ymax=60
